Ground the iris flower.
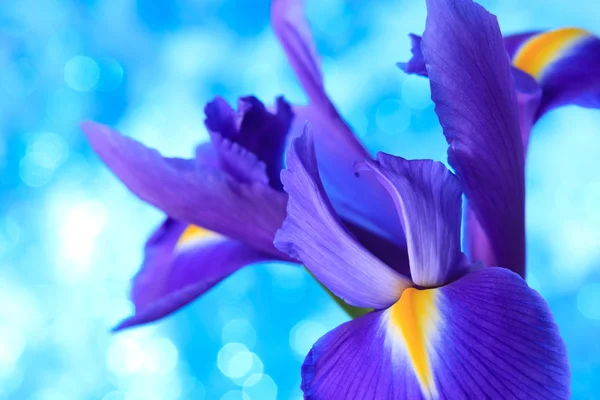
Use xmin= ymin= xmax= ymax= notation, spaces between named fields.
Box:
xmin=401 ymin=12 xmax=600 ymax=278
xmin=81 ymin=0 xmax=412 ymax=329
xmin=274 ymin=0 xmax=570 ymax=397
xmin=83 ymin=0 xmax=597 ymax=333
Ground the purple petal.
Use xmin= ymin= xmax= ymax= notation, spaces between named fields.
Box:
xmin=275 ymin=131 xmax=411 ymax=309
xmin=208 ymin=133 xmax=269 ymax=186
xmin=397 ymin=34 xmax=427 ymax=77
xmin=272 ymin=0 xmax=406 ymax=246
xmin=511 ymin=29 xmax=600 ymax=117
xmin=403 ymin=29 xmax=600 ymax=132
xmin=429 ymin=267 xmax=570 ymax=398
xmin=114 ymin=219 xmax=272 ymax=331
xmin=302 ymin=267 xmax=569 ymax=399
xmin=357 ymin=154 xmax=464 ymax=287
xmin=271 ymin=0 xmax=325 ymax=104
xmin=503 ymin=31 xmax=539 ymax=58
xmin=512 ymin=67 xmax=542 ymax=152
xmin=422 ymin=0 xmax=525 ymax=275
xmin=82 ymin=121 xmax=288 ymax=257
xmin=204 ymin=96 xmax=293 ymax=189
xmin=292 ymin=106 xmax=406 ymax=246
xmin=464 ymin=205 xmax=497 ymax=267
xmin=302 ymin=309 xmax=424 ymax=399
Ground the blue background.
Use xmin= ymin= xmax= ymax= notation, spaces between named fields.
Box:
xmin=1 ymin=0 xmax=599 ymax=398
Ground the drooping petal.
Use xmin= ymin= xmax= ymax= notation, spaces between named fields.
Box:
xmin=114 ymin=219 xmax=273 ymax=331
xmin=302 ymin=267 xmax=570 ymax=399
xmin=357 ymin=154 xmax=464 ymax=288
xmin=204 ymin=96 xmax=293 ymax=189
xmin=510 ymin=28 xmax=600 ymax=117
xmin=422 ymin=0 xmax=526 ymax=276
xmin=302 ymin=309 xmax=424 ymax=399
xmin=275 ymin=131 xmax=412 ymax=310
xmin=272 ymin=0 xmax=406 ymax=246
xmin=82 ymin=121 xmax=288 ymax=257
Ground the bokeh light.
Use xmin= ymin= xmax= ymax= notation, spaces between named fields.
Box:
xmin=1 ymin=0 xmax=599 ymax=398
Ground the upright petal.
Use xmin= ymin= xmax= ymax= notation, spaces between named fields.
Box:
xmin=357 ymin=154 xmax=464 ymax=288
xmin=510 ymin=28 xmax=600 ymax=117
xmin=275 ymin=131 xmax=412 ymax=310
xmin=82 ymin=121 xmax=288 ymax=257
xmin=272 ymin=0 xmax=406 ymax=245
xmin=302 ymin=268 xmax=570 ymax=399
xmin=422 ymin=0 xmax=526 ymax=276
xmin=114 ymin=219 xmax=273 ymax=331
xmin=466 ymin=70 xmax=540 ymax=267
xmin=204 ymin=96 xmax=293 ymax=189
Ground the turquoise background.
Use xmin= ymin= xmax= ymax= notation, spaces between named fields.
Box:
xmin=1 ymin=0 xmax=599 ymax=398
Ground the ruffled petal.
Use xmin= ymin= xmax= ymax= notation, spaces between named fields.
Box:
xmin=82 ymin=121 xmax=288 ymax=257
xmin=275 ymin=131 xmax=412 ymax=310
xmin=422 ymin=0 xmax=526 ymax=276
xmin=357 ymin=154 xmax=464 ymax=288
xmin=204 ymin=96 xmax=293 ymax=189
xmin=272 ymin=0 xmax=406 ymax=246
xmin=114 ymin=219 xmax=273 ymax=331
xmin=302 ymin=268 xmax=570 ymax=399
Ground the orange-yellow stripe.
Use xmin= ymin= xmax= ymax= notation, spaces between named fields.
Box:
xmin=176 ymin=225 xmax=217 ymax=249
xmin=513 ymin=28 xmax=591 ymax=80
xmin=390 ymin=287 xmax=440 ymax=398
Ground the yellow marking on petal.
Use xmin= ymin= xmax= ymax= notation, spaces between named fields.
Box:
xmin=513 ymin=28 xmax=592 ymax=80
xmin=390 ymin=287 xmax=440 ymax=398
xmin=176 ymin=225 xmax=217 ymax=250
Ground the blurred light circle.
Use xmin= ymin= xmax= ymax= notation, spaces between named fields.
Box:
xmin=218 ymin=343 xmax=265 ymax=383
xmin=96 ymin=58 xmax=124 ymax=92
xmin=289 ymin=320 xmax=327 ymax=358
xmin=18 ymin=131 xmax=69 ymax=187
xmin=375 ymin=99 xmax=411 ymax=135
xmin=29 ymin=132 xmax=69 ymax=169
xmin=577 ymin=282 xmax=600 ymax=320
xmin=141 ymin=337 xmax=179 ymax=374
xmin=19 ymin=156 xmax=54 ymax=187
xmin=0 ymin=59 xmax=38 ymax=97
xmin=243 ymin=373 xmax=278 ymax=400
xmin=402 ymin=76 xmax=432 ymax=110
xmin=218 ymin=343 xmax=251 ymax=378
xmin=106 ymin=338 xmax=145 ymax=376
xmin=220 ymin=390 xmax=251 ymax=400
xmin=64 ymin=56 xmax=100 ymax=92
xmin=221 ymin=319 xmax=257 ymax=349
xmin=232 ymin=354 xmax=264 ymax=386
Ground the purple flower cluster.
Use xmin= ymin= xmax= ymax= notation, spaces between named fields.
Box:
xmin=83 ymin=0 xmax=600 ymax=397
